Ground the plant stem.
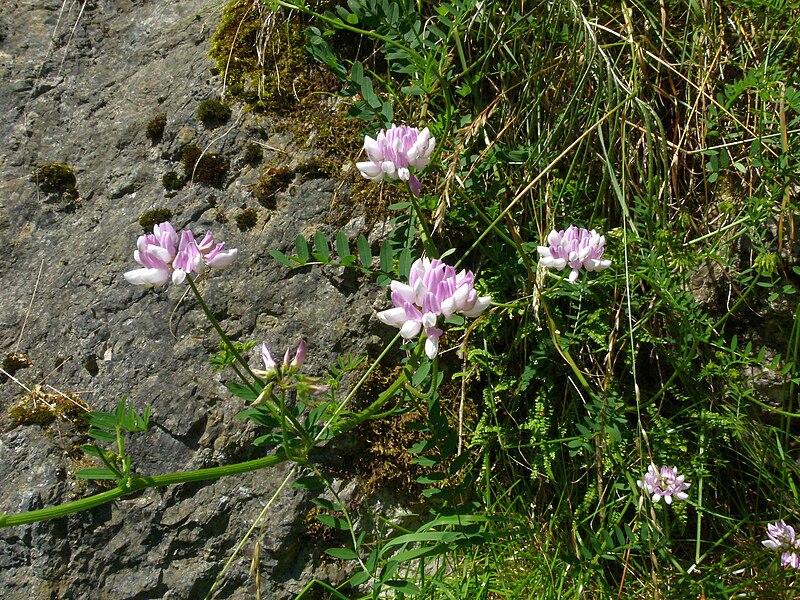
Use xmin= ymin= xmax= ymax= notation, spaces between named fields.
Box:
xmin=0 ymin=451 xmax=288 ymax=528
xmin=186 ymin=276 xmax=260 ymax=393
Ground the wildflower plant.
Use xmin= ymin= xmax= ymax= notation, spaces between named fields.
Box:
xmin=637 ymin=464 xmax=691 ymax=505
xmin=356 ymin=123 xmax=435 ymax=196
xmin=376 ymin=257 xmax=491 ymax=359
xmin=763 ymin=520 xmax=800 ymax=570
xmin=537 ymin=225 xmax=611 ymax=283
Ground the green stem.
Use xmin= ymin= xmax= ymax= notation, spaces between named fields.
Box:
xmin=0 ymin=451 xmax=288 ymax=528
xmin=407 ymin=193 xmax=437 ymax=258
xmin=186 ymin=276 xmax=260 ymax=393
xmin=0 ymin=335 xmax=419 ymax=529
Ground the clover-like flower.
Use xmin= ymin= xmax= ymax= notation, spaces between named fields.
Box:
xmin=376 ymin=257 xmax=491 ymax=359
xmin=537 ymin=225 xmax=611 ymax=283
xmin=253 ymin=339 xmax=328 ymax=396
xmin=762 ymin=521 xmax=800 ymax=570
xmin=763 ymin=520 xmax=797 ymax=550
xmin=255 ymin=339 xmax=307 ymax=379
xmin=782 ymin=551 xmax=800 ymax=569
xmin=637 ymin=464 xmax=690 ymax=504
xmin=356 ymin=123 xmax=435 ymax=196
xmin=124 ymin=223 xmax=237 ymax=287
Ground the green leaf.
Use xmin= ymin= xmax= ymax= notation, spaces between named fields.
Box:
xmin=379 ymin=240 xmax=393 ymax=273
xmin=317 ymin=514 xmax=350 ymax=530
xmin=325 ymin=547 xmax=359 ymax=560
xmin=399 ymin=248 xmax=412 ymax=278
xmin=312 ymin=497 xmax=338 ymax=511
xmin=386 ymin=580 xmax=420 ymax=594
xmin=348 ymin=571 xmax=370 ymax=586
xmin=87 ymin=428 xmax=116 ymax=443
xmin=75 ymin=468 xmax=120 ymax=480
xmin=357 ymin=234 xmax=372 ymax=268
xmin=226 ymin=380 xmax=261 ymax=402
xmin=269 ymin=249 xmax=294 ymax=267
xmin=292 ymin=475 xmax=325 ymax=491
xmin=335 ymin=231 xmax=351 ymax=261
xmin=295 ymin=235 xmax=309 ymax=263
xmin=313 ymin=231 xmax=330 ymax=262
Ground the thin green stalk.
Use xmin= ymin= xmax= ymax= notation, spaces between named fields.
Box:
xmin=187 ymin=276 xmax=260 ymax=393
xmin=0 ymin=451 xmax=288 ymax=528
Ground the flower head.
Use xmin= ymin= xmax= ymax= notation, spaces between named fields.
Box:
xmin=124 ymin=223 xmax=237 ymax=287
xmin=637 ymin=464 xmax=690 ymax=504
xmin=253 ymin=339 xmax=329 ymax=398
xmin=376 ymin=257 xmax=491 ymax=359
xmin=356 ymin=123 xmax=435 ymax=196
xmin=763 ymin=520 xmax=797 ymax=550
xmin=762 ymin=520 xmax=800 ymax=570
xmin=782 ymin=551 xmax=800 ymax=569
xmin=537 ymin=225 xmax=611 ymax=282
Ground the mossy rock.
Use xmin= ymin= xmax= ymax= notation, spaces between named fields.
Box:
xmin=235 ymin=207 xmax=258 ymax=231
xmin=197 ymin=98 xmax=232 ymax=128
xmin=162 ymin=171 xmax=185 ymax=192
xmin=146 ymin=113 xmax=167 ymax=142
xmin=139 ymin=208 xmax=173 ymax=232
xmin=180 ymin=145 xmax=229 ymax=188
xmin=32 ymin=162 xmax=79 ymax=200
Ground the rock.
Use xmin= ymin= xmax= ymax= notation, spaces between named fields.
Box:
xmin=0 ymin=0 xmax=383 ymax=597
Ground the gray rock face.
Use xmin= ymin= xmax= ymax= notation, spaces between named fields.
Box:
xmin=0 ymin=1 xmax=382 ymax=597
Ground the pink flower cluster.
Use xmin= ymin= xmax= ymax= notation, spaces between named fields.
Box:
xmin=257 ymin=339 xmax=308 ymax=378
xmin=763 ymin=520 xmax=800 ymax=569
xmin=254 ymin=339 xmax=329 ymax=395
xmin=637 ymin=464 xmax=690 ymax=504
xmin=376 ymin=258 xmax=491 ymax=359
xmin=356 ymin=123 xmax=435 ymax=196
xmin=124 ymin=222 xmax=237 ymax=287
xmin=537 ymin=225 xmax=611 ymax=282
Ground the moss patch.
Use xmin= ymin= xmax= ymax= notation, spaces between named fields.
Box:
xmin=8 ymin=386 xmax=89 ymax=428
xmin=244 ymin=142 xmax=263 ymax=165
xmin=235 ymin=207 xmax=258 ymax=230
xmin=162 ymin=171 xmax=185 ymax=192
xmin=181 ymin=144 xmax=229 ymax=188
xmin=0 ymin=353 xmax=32 ymax=383
xmin=139 ymin=208 xmax=173 ymax=232
xmin=32 ymin=162 xmax=79 ymax=201
xmin=146 ymin=113 xmax=167 ymax=142
xmin=251 ymin=166 xmax=294 ymax=209
xmin=197 ymin=98 xmax=232 ymax=128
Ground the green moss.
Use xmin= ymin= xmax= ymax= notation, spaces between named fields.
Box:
xmin=162 ymin=171 xmax=185 ymax=192
xmin=197 ymin=98 xmax=232 ymax=128
xmin=181 ymin=145 xmax=229 ymax=188
xmin=235 ymin=207 xmax=258 ymax=231
xmin=244 ymin=142 xmax=263 ymax=165
xmin=251 ymin=166 xmax=294 ymax=209
xmin=146 ymin=113 xmax=167 ymax=142
xmin=214 ymin=206 xmax=229 ymax=224
xmin=0 ymin=352 xmax=31 ymax=383
xmin=139 ymin=208 xmax=173 ymax=232
xmin=32 ymin=162 xmax=79 ymax=200
xmin=8 ymin=386 xmax=89 ymax=428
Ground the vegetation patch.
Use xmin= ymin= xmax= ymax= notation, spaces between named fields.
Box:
xmin=32 ymin=162 xmax=79 ymax=201
xmin=197 ymin=98 xmax=232 ymax=128
xmin=145 ymin=113 xmax=167 ymax=142
xmin=8 ymin=386 xmax=89 ymax=428
xmin=1 ymin=353 xmax=32 ymax=383
xmin=138 ymin=208 xmax=173 ymax=232
xmin=243 ymin=142 xmax=263 ymax=165
xmin=235 ymin=207 xmax=258 ymax=231
xmin=161 ymin=171 xmax=185 ymax=192
xmin=180 ymin=144 xmax=229 ymax=188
